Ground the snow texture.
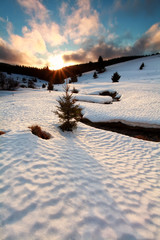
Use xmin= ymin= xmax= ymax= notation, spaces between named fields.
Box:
xmin=0 ymin=55 xmax=160 ymax=240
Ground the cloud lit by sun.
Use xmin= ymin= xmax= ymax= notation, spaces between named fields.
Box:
xmin=48 ymin=55 xmax=65 ymax=70
xmin=48 ymin=54 xmax=76 ymax=70
xmin=0 ymin=0 xmax=160 ymax=68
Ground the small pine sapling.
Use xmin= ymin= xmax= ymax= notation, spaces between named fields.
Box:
xmin=111 ymin=72 xmax=121 ymax=83
xmin=54 ymin=85 xmax=82 ymax=131
xmin=139 ymin=62 xmax=144 ymax=70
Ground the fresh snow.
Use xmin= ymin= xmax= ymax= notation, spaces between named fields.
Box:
xmin=0 ymin=55 xmax=160 ymax=240
xmin=75 ymin=94 xmax=113 ymax=104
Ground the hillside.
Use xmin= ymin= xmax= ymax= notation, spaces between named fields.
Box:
xmin=0 ymin=55 xmax=160 ymax=240
xmin=0 ymin=55 xmax=147 ymax=84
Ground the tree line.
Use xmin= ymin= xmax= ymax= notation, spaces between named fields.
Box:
xmin=0 ymin=54 xmax=152 ymax=85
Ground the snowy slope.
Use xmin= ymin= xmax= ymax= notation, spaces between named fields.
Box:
xmin=0 ymin=55 xmax=160 ymax=240
xmin=67 ymin=55 xmax=160 ymax=127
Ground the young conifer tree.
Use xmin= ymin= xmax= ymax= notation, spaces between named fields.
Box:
xmin=111 ymin=72 xmax=121 ymax=82
xmin=54 ymin=85 xmax=82 ymax=131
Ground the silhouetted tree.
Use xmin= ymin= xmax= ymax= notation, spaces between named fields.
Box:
xmin=48 ymin=81 xmax=54 ymax=91
xmin=97 ymin=56 xmax=106 ymax=73
xmin=139 ymin=62 xmax=144 ymax=70
xmin=111 ymin=72 xmax=121 ymax=83
xmin=98 ymin=56 xmax=103 ymax=65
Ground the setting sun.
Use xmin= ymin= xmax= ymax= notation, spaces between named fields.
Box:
xmin=48 ymin=55 xmax=65 ymax=70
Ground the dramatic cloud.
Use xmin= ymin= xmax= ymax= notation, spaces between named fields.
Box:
xmin=0 ymin=14 xmax=46 ymax=66
xmin=0 ymin=0 xmax=67 ymax=67
xmin=131 ymin=22 xmax=160 ymax=55
xmin=63 ymin=23 xmax=160 ymax=64
xmin=63 ymin=49 xmax=89 ymax=63
xmin=4 ymin=0 xmax=103 ymax=67
xmin=0 ymin=38 xmax=38 ymax=65
xmin=1 ymin=0 xmax=159 ymax=68
xmin=62 ymin=43 xmax=127 ymax=63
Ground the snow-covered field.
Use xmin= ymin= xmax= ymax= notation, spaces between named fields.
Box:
xmin=0 ymin=55 xmax=160 ymax=240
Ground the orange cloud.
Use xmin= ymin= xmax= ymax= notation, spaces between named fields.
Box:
xmin=132 ymin=22 xmax=160 ymax=54
xmin=10 ymin=29 xmax=47 ymax=54
xmin=2 ymin=0 xmax=67 ymax=67
xmin=1 ymin=0 xmax=159 ymax=69
xmin=0 ymin=37 xmax=44 ymax=66
xmin=145 ymin=23 xmax=160 ymax=50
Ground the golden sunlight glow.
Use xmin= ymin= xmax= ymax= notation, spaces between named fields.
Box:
xmin=48 ymin=55 xmax=65 ymax=70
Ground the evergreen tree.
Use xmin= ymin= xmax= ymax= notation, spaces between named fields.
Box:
xmin=54 ymin=85 xmax=82 ymax=131
xmin=139 ymin=62 xmax=144 ymax=70
xmin=98 ymin=56 xmax=104 ymax=65
xmin=111 ymin=72 xmax=121 ymax=82
xmin=97 ymin=56 xmax=106 ymax=73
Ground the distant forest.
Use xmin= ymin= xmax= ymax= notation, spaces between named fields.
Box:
xmin=0 ymin=54 xmax=157 ymax=84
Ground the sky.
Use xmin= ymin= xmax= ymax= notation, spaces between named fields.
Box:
xmin=0 ymin=0 xmax=160 ymax=70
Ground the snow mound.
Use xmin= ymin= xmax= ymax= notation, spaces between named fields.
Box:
xmin=89 ymin=89 xmax=116 ymax=95
xmin=75 ymin=94 xmax=113 ymax=104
